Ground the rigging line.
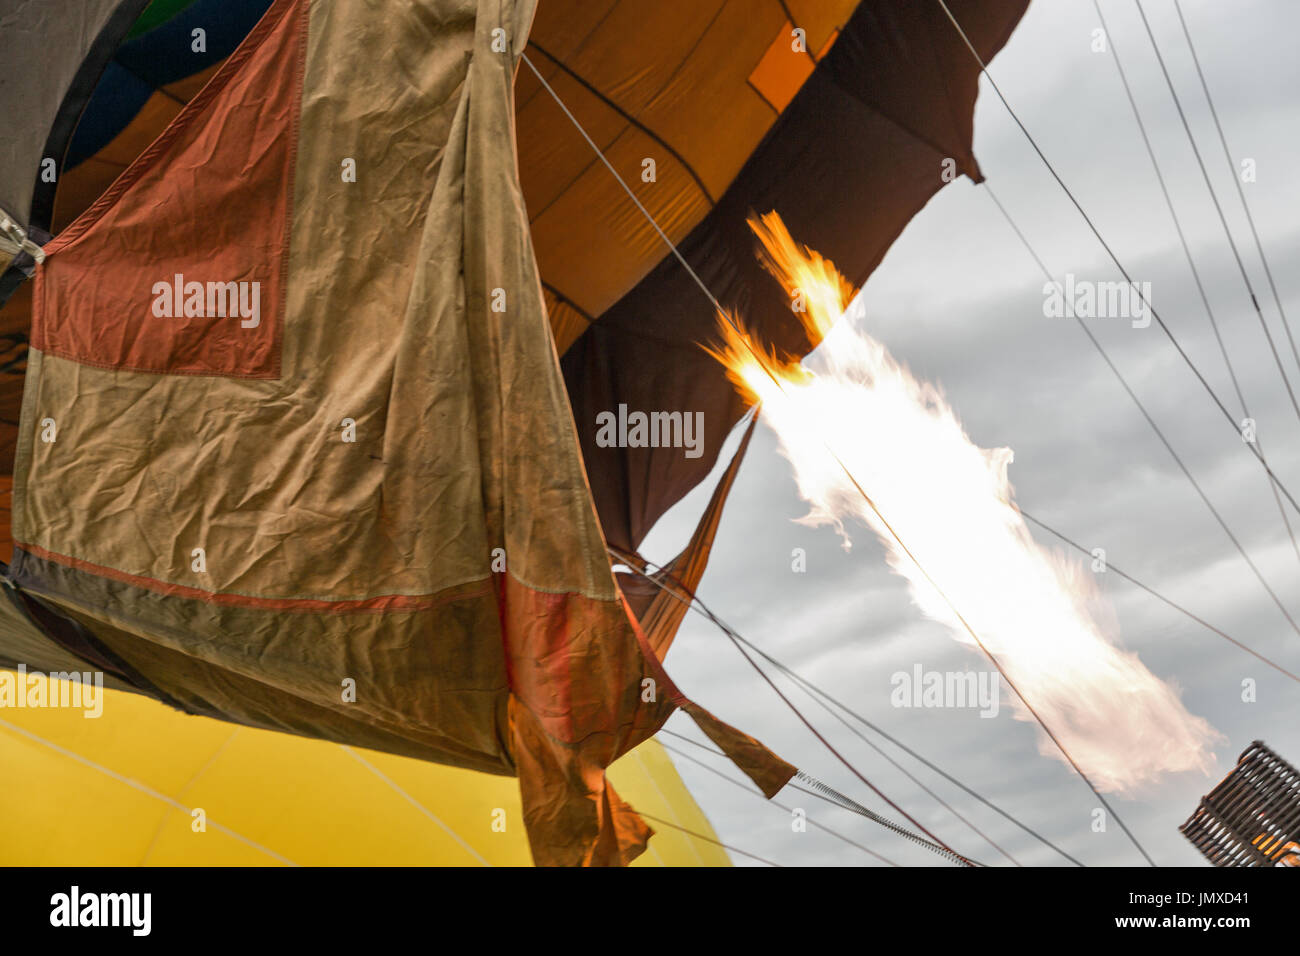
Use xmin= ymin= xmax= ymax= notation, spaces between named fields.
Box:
xmin=1019 ymin=509 xmax=1300 ymax=684
xmin=663 ymin=725 xmax=900 ymax=818
xmin=660 ymin=741 xmax=902 ymax=866
xmin=1093 ymin=0 xmax=1300 ymax=572
xmin=636 ymin=811 xmax=783 ymax=866
xmin=716 ymin=586 xmax=964 ymax=856
xmin=665 ymin=723 xmax=941 ymax=828
xmin=1173 ymin=0 xmax=1300 ymax=381
xmin=985 ymin=183 xmax=1300 ymax=641
xmin=525 ymin=45 xmax=1146 ymax=864
xmin=665 ymin=727 xmax=980 ymax=866
xmin=770 ymin=659 xmax=1022 ymax=865
xmin=932 ymin=0 xmax=1300 ymax=522
xmin=1133 ymin=0 xmax=1300 ymax=428
xmin=791 ymin=771 xmax=981 ymax=867
xmin=629 ymin=558 xmax=1018 ymax=863
xmin=645 ymin=565 xmax=1085 ymax=867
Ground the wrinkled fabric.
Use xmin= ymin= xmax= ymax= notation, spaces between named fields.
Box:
xmin=11 ymin=0 xmax=794 ymax=865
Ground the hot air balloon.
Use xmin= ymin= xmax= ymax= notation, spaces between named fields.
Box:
xmin=0 ymin=0 xmax=1029 ymax=865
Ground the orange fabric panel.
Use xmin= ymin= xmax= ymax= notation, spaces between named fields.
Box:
xmin=32 ymin=0 xmax=305 ymax=378
xmin=749 ymin=21 xmax=815 ymax=113
xmin=501 ymin=569 xmax=675 ymax=865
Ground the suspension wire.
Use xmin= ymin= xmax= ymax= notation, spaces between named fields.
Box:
xmin=641 ymin=559 xmax=1086 ymax=867
xmin=767 ymin=651 xmax=1022 ymax=865
xmin=670 ymin=723 xmax=915 ymax=842
xmin=932 ymin=0 xmax=1300 ymax=522
xmin=521 ymin=48 xmax=1154 ymax=866
xmin=1093 ymin=0 xmax=1300 ymax=571
xmin=629 ymin=563 xmax=1019 ymax=863
xmin=1018 ymin=508 xmax=1300 ymax=683
xmin=665 ymin=727 xmax=981 ymax=866
xmin=1132 ymin=0 xmax=1300 ymax=429
xmin=660 ymin=740 xmax=903 ymax=866
xmin=791 ymin=771 xmax=982 ymax=867
xmin=1172 ymin=0 xmax=1300 ymax=380
xmin=985 ymin=184 xmax=1300 ymax=641
xmin=708 ymin=581 xmax=967 ymax=857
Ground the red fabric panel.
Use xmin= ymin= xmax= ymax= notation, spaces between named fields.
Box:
xmin=31 ymin=0 xmax=305 ymax=378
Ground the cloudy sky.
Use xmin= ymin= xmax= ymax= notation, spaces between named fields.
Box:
xmin=643 ymin=0 xmax=1300 ymax=866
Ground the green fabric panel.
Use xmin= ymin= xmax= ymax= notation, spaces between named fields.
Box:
xmin=126 ymin=0 xmax=199 ymax=38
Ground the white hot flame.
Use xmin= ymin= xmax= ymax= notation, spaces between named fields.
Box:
xmin=711 ymin=212 xmax=1219 ymax=793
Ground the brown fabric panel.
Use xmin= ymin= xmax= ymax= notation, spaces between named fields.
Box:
xmin=0 ymin=586 xmax=136 ymax=696
xmin=620 ymin=413 xmax=757 ymax=659
xmin=58 ymin=597 xmax=514 ymax=772
xmin=12 ymin=544 xmax=513 ymax=772
xmin=682 ymin=699 xmax=797 ymax=799
xmin=509 ymin=695 xmax=653 ymax=866
xmin=32 ymin=0 xmax=302 ymax=378
xmin=520 ymin=0 xmax=619 ymax=62
xmin=502 ymin=572 xmax=675 ymax=865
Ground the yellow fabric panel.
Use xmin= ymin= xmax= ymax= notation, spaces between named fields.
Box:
xmin=518 ymin=0 xmax=861 ymax=334
xmin=0 ymin=678 xmax=728 ymax=865
xmin=516 ymin=62 xmax=628 ymax=219
xmin=637 ymin=0 xmax=790 ymax=195
xmin=528 ymin=122 xmax=710 ymax=317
